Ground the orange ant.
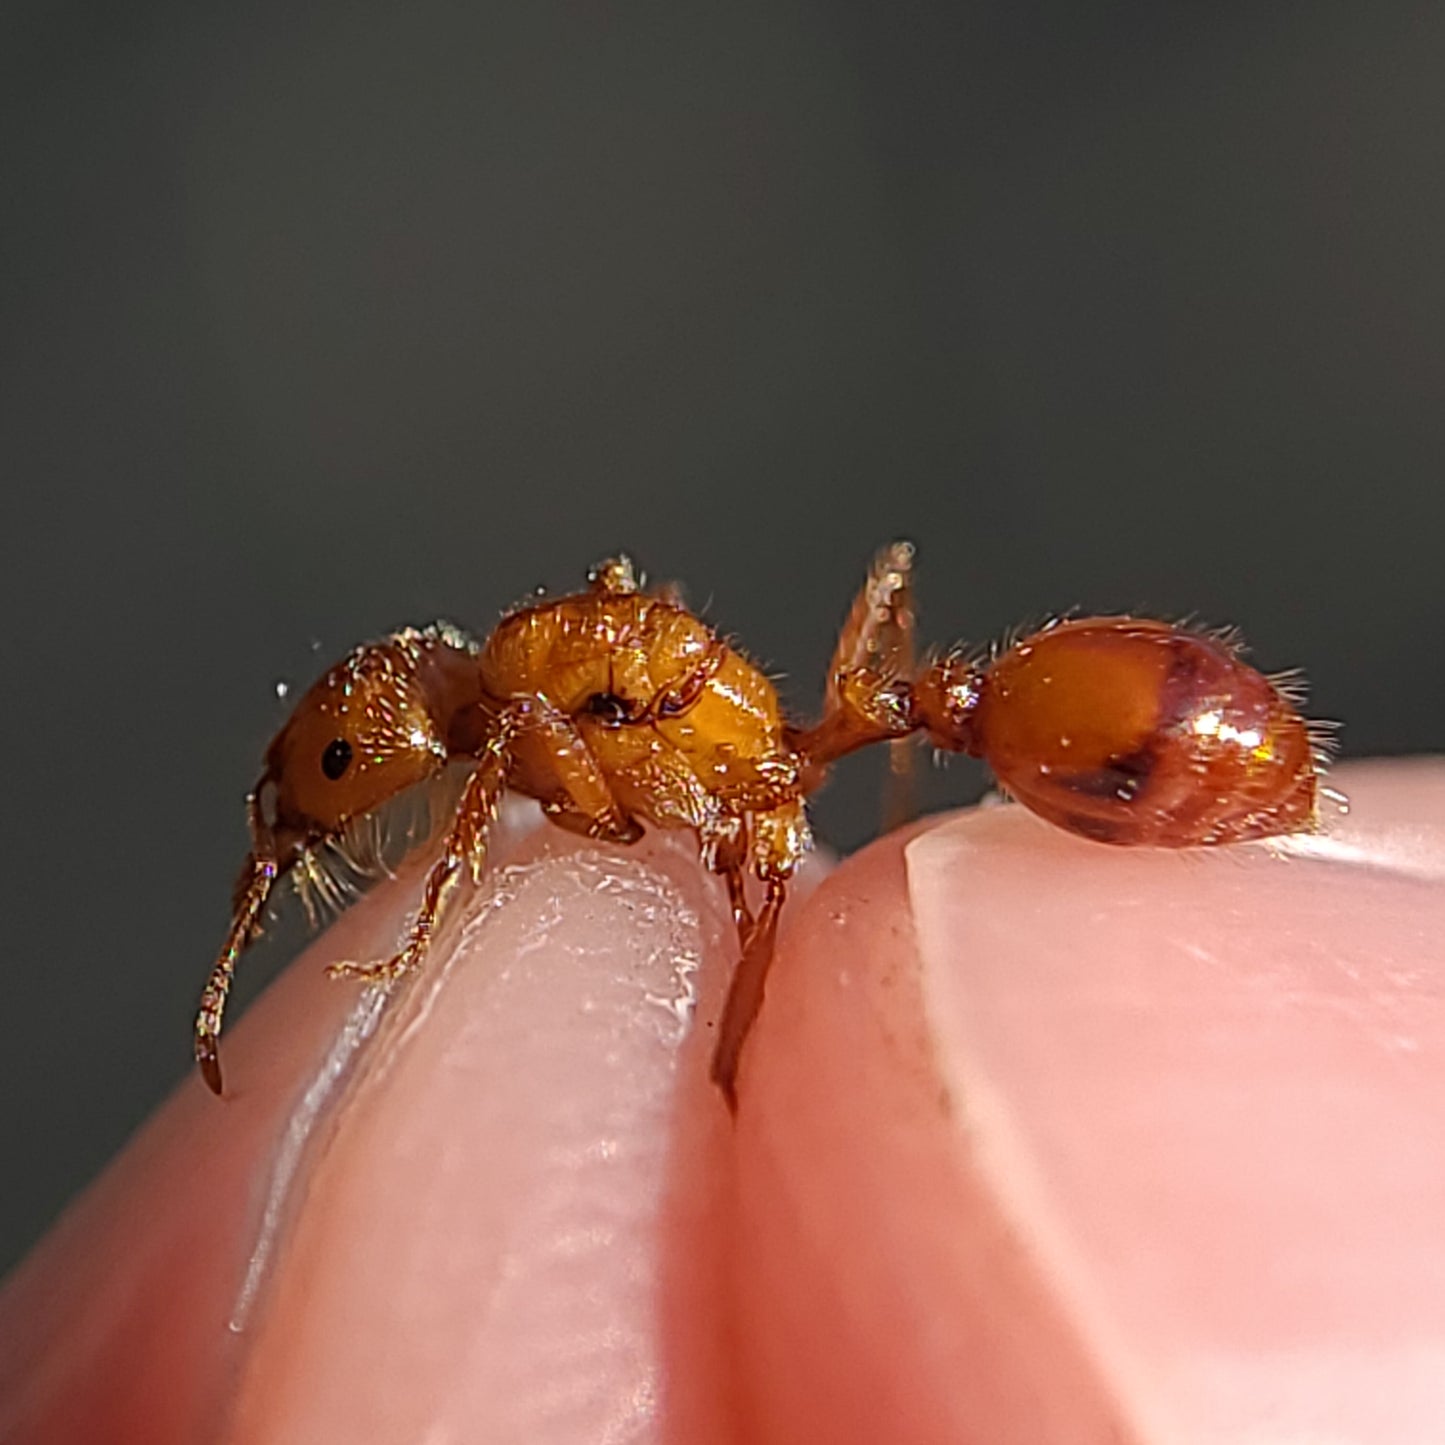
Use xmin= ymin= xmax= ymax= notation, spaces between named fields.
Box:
xmin=195 ymin=544 xmax=1326 ymax=1106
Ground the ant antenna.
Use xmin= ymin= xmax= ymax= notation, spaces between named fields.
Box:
xmin=195 ymin=852 xmax=278 ymax=1094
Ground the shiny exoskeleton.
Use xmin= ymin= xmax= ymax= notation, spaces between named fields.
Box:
xmin=195 ymin=547 xmax=1325 ymax=1105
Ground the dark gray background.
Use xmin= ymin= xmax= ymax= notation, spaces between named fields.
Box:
xmin=3 ymin=1 xmax=1442 ymax=1276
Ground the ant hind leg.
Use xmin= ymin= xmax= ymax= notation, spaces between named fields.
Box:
xmin=826 ymin=540 xmax=917 ymax=712
xmin=789 ymin=542 xmax=920 ymax=809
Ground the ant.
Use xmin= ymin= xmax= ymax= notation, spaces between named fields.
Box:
xmin=195 ymin=544 xmax=1326 ymax=1106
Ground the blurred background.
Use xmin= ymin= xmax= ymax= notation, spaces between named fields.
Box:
xmin=3 ymin=0 xmax=1443 ymax=1275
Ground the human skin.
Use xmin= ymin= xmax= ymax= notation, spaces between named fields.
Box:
xmin=2 ymin=759 xmax=1444 ymax=1444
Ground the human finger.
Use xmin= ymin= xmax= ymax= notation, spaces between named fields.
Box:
xmin=730 ymin=759 xmax=1445 ymax=1443
xmin=0 ymin=817 xmax=745 ymax=1445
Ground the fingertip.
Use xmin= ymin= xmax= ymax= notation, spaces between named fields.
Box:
xmin=0 ymin=864 xmax=406 ymax=1444
xmin=1 ymin=818 xmax=744 ymax=1445
xmin=225 ymin=826 xmax=740 ymax=1444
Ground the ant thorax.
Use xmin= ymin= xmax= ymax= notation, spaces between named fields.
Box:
xmin=478 ymin=588 xmax=803 ymax=828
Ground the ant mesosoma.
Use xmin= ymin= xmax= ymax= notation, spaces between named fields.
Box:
xmin=195 ymin=544 xmax=1326 ymax=1106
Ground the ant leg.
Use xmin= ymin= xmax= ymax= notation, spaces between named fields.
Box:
xmin=327 ymin=722 xmax=514 ymax=984
xmin=710 ymin=878 xmax=787 ymax=1111
xmin=522 ymin=702 xmax=645 ymax=842
xmin=827 ymin=541 xmax=916 ymax=712
xmin=709 ymin=798 xmax=809 ymax=1109
xmin=532 ymin=699 xmax=733 ymax=850
xmin=709 ymin=819 xmax=754 ymax=934
xmin=543 ymin=802 xmax=644 ymax=845
xmin=789 ymin=542 xmax=919 ymax=790
xmin=861 ymin=544 xmax=921 ymax=831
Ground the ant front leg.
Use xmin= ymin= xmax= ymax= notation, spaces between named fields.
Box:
xmin=327 ymin=718 xmax=516 ymax=985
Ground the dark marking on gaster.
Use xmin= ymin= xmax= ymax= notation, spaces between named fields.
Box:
xmin=1060 ymin=746 xmax=1158 ymax=804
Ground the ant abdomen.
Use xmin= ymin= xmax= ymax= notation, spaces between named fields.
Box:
xmin=915 ymin=618 xmax=1320 ymax=846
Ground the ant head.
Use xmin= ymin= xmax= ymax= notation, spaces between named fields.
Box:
xmin=254 ymin=638 xmax=450 ymax=852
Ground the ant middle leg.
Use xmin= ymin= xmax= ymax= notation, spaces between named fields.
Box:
xmin=710 ymin=873 xmax=788 ymax=1111
xmin=520 ymin=701 xmax=644 ymax=843
xmin=709 ymin=798 xmax=809 ymax=1109
xmin=710 ymin=819 xmax=753 ymax=934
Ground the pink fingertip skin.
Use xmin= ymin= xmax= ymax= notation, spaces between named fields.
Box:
xmin=0 ymin=821 xmax=745 ymax=1445
xmin=733 ymin=758 xmax=1445 ymax=1445
xmin=225 ymin=828 xmax=739 ymax=1445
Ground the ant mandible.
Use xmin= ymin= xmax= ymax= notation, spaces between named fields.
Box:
xmin=194 ymin=544 xmax=1325 ymax=1107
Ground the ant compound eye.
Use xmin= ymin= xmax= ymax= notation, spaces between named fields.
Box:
xmin=321 ymin=737 xmax=354 ymax=780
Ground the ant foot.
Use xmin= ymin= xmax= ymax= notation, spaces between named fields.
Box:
xmin=326 ymin=949 xmax=418 ymax=984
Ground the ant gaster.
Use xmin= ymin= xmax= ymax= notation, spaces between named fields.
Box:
xmin=195 ymin=545 xmax=1325 ymax=1106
